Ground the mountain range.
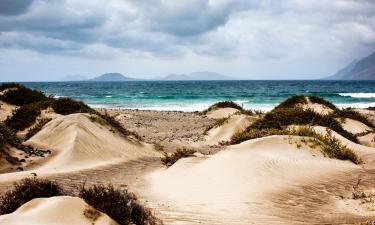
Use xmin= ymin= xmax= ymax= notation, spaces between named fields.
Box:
xmin=326 ymin=51 xmax=375 ymax=80
xmin=63 ymin=71 xmax=233 ymax=81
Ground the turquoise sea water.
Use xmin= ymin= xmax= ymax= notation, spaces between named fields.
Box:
xmin=23 ymin=80 xmax=375 ymax=112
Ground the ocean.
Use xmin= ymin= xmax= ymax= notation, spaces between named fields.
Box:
xmin=22 ymin=80 xmax=375 ymax=112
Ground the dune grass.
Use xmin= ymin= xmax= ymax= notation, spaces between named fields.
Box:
xmin=231 ymin=126 xmax=360 ymax=164
xmin=248 ymin=107 xmax=358 ymax=143
xmin=5 ymin=102 xmax=47 ymax=131
xmin=51 ymin=97 xmax=94 ymax=115
xmin=0 ymin=178 xmax=66 ymax=215
xmin=161 ymin=147 xmax=196 ymax=167
xmin=229 ymin=95 xmax=363 ymax=164
xmin=333 ymin=108 xmax=374 ymax=128
xmin=203 ymin=101 xmax=243 ymax=113
xmin=0 ymin=86 xmax=47 ymax=106
xmin=0 ymin=178 xmax=161 ymax=225
xmin=79 ymin=184 xmax=160 ymax=225
xmin=0 ymin=83 xmax=24 ymax=92
xmin=0 ymin=123 xmax=22 ymax=149
xmin=1 ymin=83 xmax=140 ymax=140
xmin=274 ymin=95 xmax=307 ymax=110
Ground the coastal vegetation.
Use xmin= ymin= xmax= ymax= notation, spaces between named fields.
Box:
xmin=0 ymin=83 xmax=139 ymax=140
xmin=0 ymin=178 xmax=160 ymax=225
xmin=230 ymin=95 xmax=368 ymax=164
xmin=161 ymin=147 xmax=196 ymax=167
xmin=202 ymin=100 xmax=261 ymax=116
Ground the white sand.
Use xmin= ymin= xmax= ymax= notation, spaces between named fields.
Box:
xmin=206 ymin=107 xmax=239 ymax=119
xmin=0 ymin=196 xmax=118 ymax=225
xmin=206 ymin=114 xmax=254 ymax=144
xmin=358 ymin=132 xmax=375 ymax=148
xmin=300 ymin=97 xmax=334 ymax=115
xmin=147 ymin=135 xmax=358 ymax=224
xmin=23 ymin=113 xmax=160 ymax=173
xmin=0 ymin=101 xmax=16 ymax=122
xmin=340 ymin=118 xmax=372 ymax=134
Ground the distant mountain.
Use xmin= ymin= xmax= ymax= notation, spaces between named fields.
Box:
xmin=160 ymin=71 xmax=233 ymax=80
xmin=89 ymin=73 xmax=135 ymax=81
xmin=326 ymin=51 xmax=375 ymax=80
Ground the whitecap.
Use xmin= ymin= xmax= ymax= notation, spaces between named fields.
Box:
xmin=339 ymin=93 xmax=375 ymax=98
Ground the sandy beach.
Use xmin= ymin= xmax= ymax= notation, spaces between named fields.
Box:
xmin=0 ymin=86 xmax=375 ymax=225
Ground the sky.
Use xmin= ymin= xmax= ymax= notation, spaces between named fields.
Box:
xmin=0 ymin=0 xmax=374 ymax=81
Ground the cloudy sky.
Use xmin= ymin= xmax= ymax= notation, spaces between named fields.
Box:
xmin=0 ymin=0 xmax=374 ymax=81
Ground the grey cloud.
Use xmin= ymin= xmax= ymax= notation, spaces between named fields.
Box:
xmin=0 ymin=0 xmax=34 ymax=16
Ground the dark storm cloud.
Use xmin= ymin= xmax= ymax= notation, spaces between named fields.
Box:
xmin=0 ymin=0 xmax=374 ymax=63
xmin=0 ymin=0 xmax=34 ymax=16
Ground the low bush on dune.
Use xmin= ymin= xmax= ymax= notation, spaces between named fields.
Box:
xmin=274 ymin=95 xmax=307 ymax=110
xmin=24 ymin=118 xmax=52 ymax=140
xmin=333 ymin=108 xmax=374 ymax=128
xmin=79 ymin=184 xmax=160 ymax=225
xmin=0 ymin=178 xmax=66 ymax=215
xmin=201 ymin=101 xmax=244 ymax=115
xmin=51 ymin=97 xmax=93 ymax=115
xmin=308 ymin=96 xmax=338 ymax=110
xmin=161 ymin=147 xmax=196 ymax=167
xmin=248 ymin=107 xmax=358 ymax=143
xmin=0 ymin=86 xmax=47 ymax=106
xmin=5 ymin=102 xmax=48 ymax=131
xmin=0 ymin=178 xmax=161 ymax=225
xmin=0 ymin=123 xmax=22 ymax=149
xmin=231 ymin=126 xmax=360 ymax=164
xmin=0 ymin=83 xmax=24 ymax=92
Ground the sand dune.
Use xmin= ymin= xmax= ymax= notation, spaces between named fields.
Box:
xmin=0 ymin=196 xmax=118 ymax=225
xmin=146 ymin=135 xmax=361 ymax=224
xmin=206 ymin=107 xmax=239 ymax=119
xmin=358 ymin=132 xmax=375 ymax=148
xmin=340 ymin=118 xmax=372 ymax=134
xmin=206 ymin=114 xmax=254 ymax=144
xmin=0 ymin=101 xmax=16 ymax=122
xmin=300 ymin=97 xmax=334 ymax=115
xmin=23 ymin=113 xmax=159 ymax=172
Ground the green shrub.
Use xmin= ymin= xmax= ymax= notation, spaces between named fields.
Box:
xmin=202 ymin=101 xmax=243 ymax=114
xmin=274 ymin=95 xmax=307 ymax=110
xmin=161 ymin=147 xmax=196 ymax=167
xmin=249 ymin=107 xmax=357 ymax=143
xmin=0 ymin=123 xmax=22 ymax=148
xmin=51 ymin=97 xmax=93 ymax=115
xmin=0 ymin=83 xmax=24 ymax=92
xmin=308 ymin=96 xmax=338 ymax=110
xmin=0 ymin=86 xmax=47 ymax=106
xmin=231 ymin=126 xmax=360 ymax=164
xmin=79 ymin=184 xmax=160 ymax=225
xmin=230 ymin=128 xmax=290 ymax=144
xmin=5 ymin=103 xmax=45 ymax=131
xmin=0 ymin=178 xmax=66 ymax=215
xmin=333 ymin=108 xmax=374 ymax=128
xmin=24 ymin=118 xmax=52 ymax=140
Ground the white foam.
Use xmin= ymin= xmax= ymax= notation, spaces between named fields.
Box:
xmin=336 ymin=102 xmax=375 ymax=109
xmin=339 ymin=93 xmax=375 ymax=98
